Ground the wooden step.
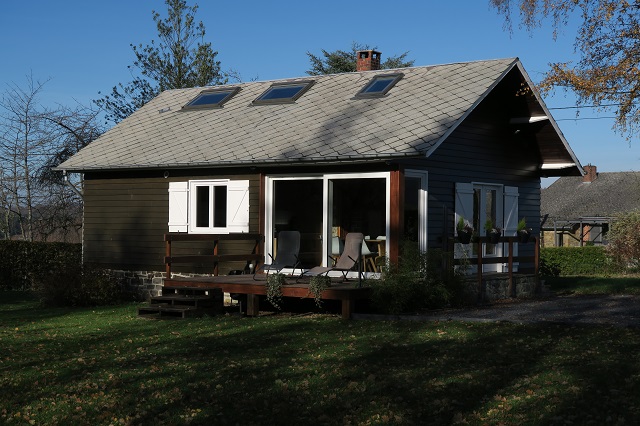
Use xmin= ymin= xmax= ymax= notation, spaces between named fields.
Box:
xmin=150 ymin=294 xmax=216 ymax=307
xmin=138 ymin=304 xmax=205 ymax=319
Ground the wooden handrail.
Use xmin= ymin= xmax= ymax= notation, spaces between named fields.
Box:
xmin=164 ymin=233 xmax=264 ymax=278
xmin=447 ymin=236 xmax=540 ymax=300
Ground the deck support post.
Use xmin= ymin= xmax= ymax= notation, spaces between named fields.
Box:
xmin=246 ymin=294 xmax=260 ymax=316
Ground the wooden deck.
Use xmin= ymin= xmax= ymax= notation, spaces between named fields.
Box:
xmin=165 ymin=274 xmax=371 ymax=319
xmin=160 ymin=232 xmax=371 ymax=319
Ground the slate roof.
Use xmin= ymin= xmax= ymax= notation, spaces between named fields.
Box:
xmin=57 ymin=57 xmax=579 ymax=172
xmin=541 ymin=172 xmax=640 ymax=221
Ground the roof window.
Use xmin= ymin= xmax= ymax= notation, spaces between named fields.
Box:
xmin=252 ymin=81 xmax=314 ymax=105
xmin=183 ymin=87 xmax=240 ymax=109
xmin=356 ymin=73 xmax=403 ymax=98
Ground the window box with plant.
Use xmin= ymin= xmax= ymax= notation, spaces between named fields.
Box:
xmin=456 ymin=216 xmax=474 ymax=244
xmin=484 ymin=219 xmax=502 ymax=244
xmin=517 ymin=218 xmax=532 ymax=243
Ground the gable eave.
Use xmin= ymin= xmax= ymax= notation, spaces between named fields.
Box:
xmin=424 ymin=58 xmax=520 ymax=158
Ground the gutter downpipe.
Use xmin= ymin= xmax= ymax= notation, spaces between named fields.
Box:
xmin=62 ymin=170 xmax=83 ymax=200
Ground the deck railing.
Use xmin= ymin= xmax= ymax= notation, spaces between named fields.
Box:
xmin=164 ymin=233 xmax=264 ymax=278
xmin=446 ymin=236 xmax=540 ymax=298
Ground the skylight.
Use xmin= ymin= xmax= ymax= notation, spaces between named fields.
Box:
xmin=252 ymin=81 xmax=314 ymax=105
xmin=183 ymin=87 xmax=240 ymax=109
xmin=356 ymin=73 xmax=403 ymax=98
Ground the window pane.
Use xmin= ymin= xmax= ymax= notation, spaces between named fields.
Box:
xmin=363 ymin=76 xmax=396 ymax=93
xmin=213 ymin=186 xmax=227 ymax=228
xmin=404 ymin=177 xmax=420 ymax=242
xmin=485 ymin=189 xmax=497 ymax=255
xmin=187 ymin=91 xmax=231 ymax=107
xmin=196 ymin=186 xmax=210 ymax=227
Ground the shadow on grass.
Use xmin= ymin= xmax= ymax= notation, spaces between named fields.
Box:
xmin=2 ymin=299 xmax=640 ymax=425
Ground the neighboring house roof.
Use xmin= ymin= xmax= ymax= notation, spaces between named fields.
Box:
xmin=57 ymin=57 xmax=581 ymax=173
xmin=542 ymin=171 xmax=640 ymax=221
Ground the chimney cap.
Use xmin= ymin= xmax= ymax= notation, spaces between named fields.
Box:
xmin=583 ymin=164 xmax=598 ymax=182
xmin=356 ymin=50 xmax=382 ymax=72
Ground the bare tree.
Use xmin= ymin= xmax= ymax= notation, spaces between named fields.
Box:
xmin=0 ymin=74 xmax=103 ymax=242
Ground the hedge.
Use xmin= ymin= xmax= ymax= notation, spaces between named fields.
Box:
xmin=540 ymin=246 xmax=621 ymax=276
xmin=0 ymin=241 xmax=82 ymax=290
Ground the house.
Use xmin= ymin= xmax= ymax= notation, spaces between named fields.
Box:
xmin=56 ymin=51 xmax=582 ymax=297
xmin=541 ymin=165 xmax=640 ymax=246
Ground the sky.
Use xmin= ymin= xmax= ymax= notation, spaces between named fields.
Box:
xmin=2 ymin=0 xmax=639 ymax=187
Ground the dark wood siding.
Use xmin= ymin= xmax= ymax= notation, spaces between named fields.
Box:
xmin=402 ymin=81 xmax=542 ymax=265
xmin=83 ymin=173 xmax=261 ymax=270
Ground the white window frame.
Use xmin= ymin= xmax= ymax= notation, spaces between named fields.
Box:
xmin=168 ymin=179 xmax=249 ymax=234
xmin=264 ymin=172 xmax=390 ymax=270
xmin=455 ymin=182 xmax=519 ymax=273
xmin=405 ymin=170 xmax=429 ymax=253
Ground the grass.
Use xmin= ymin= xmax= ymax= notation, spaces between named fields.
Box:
xmin=545 ymin=274 xmax=640 ymax=295
xmin=1 ymin=290 xmax=640 ymax=425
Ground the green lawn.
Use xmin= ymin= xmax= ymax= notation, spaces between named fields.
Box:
xmin=545 ymin=275 xmax=640 ymax=295
xmin=1 ymin=291 xmax=640 ymax=425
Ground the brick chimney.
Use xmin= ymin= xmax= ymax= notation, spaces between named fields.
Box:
xmin=356 ymin=50 xmax=381 ymax=71
xmin=583 ymin=164 xmax=598 ymax=182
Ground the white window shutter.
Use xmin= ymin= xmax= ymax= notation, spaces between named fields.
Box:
xmin=503 ymin=186 xmax=519 ymax=236
xmin=226 ymin=180 xmax=250 ymax=233
xmin=503 ymin=186 xmax=519 ymax=271
xmin=454 ymin=182 xmax=474 ymax=259
xmin=168 ymin=181 xmax=189 ymax=232
xmin=454 ymin=182 xmax=474 ymax=233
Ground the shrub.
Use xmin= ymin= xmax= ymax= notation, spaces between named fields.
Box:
xmin=0 ymin=241 xmax=81 ymax=290
xmin=33 ymin=264 xmax=122 ymax=307
xmin=540 ymin=246 xmax=620 ymax=276
xmin=370 ymin=242 xmax=466 ymax=314
xmin=606 ymin=210 xmax=640 ymax=270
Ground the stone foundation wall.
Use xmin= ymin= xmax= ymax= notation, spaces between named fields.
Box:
xmin=464 ymin=274 xmax=538 ymax=303
xmin=112 ymin=270 xmax=166 ymax=300
xmin=111 ymin=270 xmax=217 ymax=301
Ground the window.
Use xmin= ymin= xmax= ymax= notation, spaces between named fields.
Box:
xmin=252 ymin=81 xmax=314 ymax=105
xmin=265 ymin=172 xmax=390 ymax=271
xmin=455 ymin=183 xmax=519 ymax=272
xmin=355 ymin=73 xmax=403 ymax=98
xmin=182 ymin=87 xmax=240 ymax=109
xmin=168 ymin=179 xmax=249 ymax=234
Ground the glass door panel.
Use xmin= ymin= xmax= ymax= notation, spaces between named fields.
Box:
xmin=272 ymin=179 xmax=323 ymax=268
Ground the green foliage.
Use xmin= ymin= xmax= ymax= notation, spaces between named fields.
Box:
xmin=95 ymin=0 xmax=225 ymax=124
xmin=370 ymin=243 xmax=466 ymax=314
xmin=544 ymin=275 xmax=640 ymax=295
xmin=305 ymin=42 xmax=414 ymax=75
xmin=308 ymin=275 xmax=331 ymax=308
xmin=540 ymin=246 xmax=621 ymax=277
xmin=0 ymin=241 xmax=81 ymax=290
xmin=266 ymin=273 xmax=286 ymax=310
xmin=34 ymin=264 xmax=122 ymax=307
xmin=517 ymin=217 xmax=527 ymax=232
xmin=491 ymin=0 xmax=640 ymax=137
xmin=606 ymin=210 xmax=640 ymax=269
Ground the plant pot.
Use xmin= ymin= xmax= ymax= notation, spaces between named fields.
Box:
xmin=518 ymin=230 xmax=531 ymax=244
xmin=457 ymin=230 xmax=472 ymax=244
xmin=486 ymin=230 xmax=501 ymax=244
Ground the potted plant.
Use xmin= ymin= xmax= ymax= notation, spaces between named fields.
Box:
xmin=266 ymin=273 xmax=286 ymax=310
xmin=484 ymin=219 xmax=502 ymax=244
xmin=308 ymin=275 xmax=331 ymax=308
xmin=456 ymin=216 xmax=474 ymax=244
xmin=517 ymin=218 xmax=532 ymax=243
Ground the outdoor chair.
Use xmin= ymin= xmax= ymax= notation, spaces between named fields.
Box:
xmin=298 ymin=232 xmax=364 ymax=282
xmin=253 ymin=230 xmax=301 ymax=280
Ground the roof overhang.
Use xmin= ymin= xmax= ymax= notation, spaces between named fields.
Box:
xmin=426 ymin=59 xmax=583 ymax=177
